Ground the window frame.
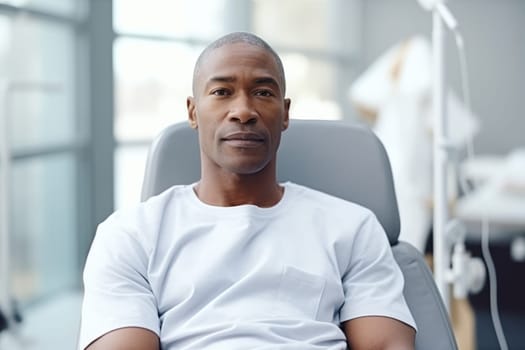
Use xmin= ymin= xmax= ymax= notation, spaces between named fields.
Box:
xmin=0 ymin=1 xmax=92 ymax=308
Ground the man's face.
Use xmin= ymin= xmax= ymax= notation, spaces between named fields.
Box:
xmin=187 ymin=42 xmax=290 ymax=176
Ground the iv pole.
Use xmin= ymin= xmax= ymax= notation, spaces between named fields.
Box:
xmin=418 ymin=0 xmax=486 ymax=313
xmin=416 ymin=0 xmax=454 ymax=308
xmin=431 ymin=3 xmax=450 ymax=309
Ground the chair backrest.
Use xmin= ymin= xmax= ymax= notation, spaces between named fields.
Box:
xmin=141 ymin=119 xmax=458 ymax=350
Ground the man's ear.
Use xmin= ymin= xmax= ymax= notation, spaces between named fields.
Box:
xmin=282 ymin=98 xmax=291 ymax=131
xmin=187 ymin=96 xmax=198 ymax=129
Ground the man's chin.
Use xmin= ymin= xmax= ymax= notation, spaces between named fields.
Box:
xmin=223 ymin=160 xmax=271 ymax=176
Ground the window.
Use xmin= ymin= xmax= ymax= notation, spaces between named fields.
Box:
xmin=8 ymin=17 xmax=77 ymax=150
xmin=253 ymin=0 xmax=332 ymax=51
xmin=10 ymin=154 xmax=78 ymax=303
xmin=0 ymin=1 xmax=88 ymax=308
xmin=114 ymin=37 xmax=201 ymax=142
xmin=0 ymin=0 xmax=80 ymax=17
xmin=114 ymin=0 xmax=228 ymax=39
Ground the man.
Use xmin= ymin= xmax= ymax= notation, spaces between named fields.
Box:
xmin=79 ymin=32 xmax=416 ymax=350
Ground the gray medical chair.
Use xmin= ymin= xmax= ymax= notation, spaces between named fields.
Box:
xmin=141 ymin=119 xmax=458 ymax=350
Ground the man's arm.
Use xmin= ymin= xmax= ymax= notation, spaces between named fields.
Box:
xmin=343 ymin=316 xmax=415 ymax=350
xmin=79 ymin=216 xmax=161 ymax=350
xmin=86 ymin=327 xmax=160 ymax=350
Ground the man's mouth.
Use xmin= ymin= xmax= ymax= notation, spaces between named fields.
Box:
xmin=222 ymin=131 xmax=265 ymax=148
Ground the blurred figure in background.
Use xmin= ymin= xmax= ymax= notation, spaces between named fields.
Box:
xmin=349 ymin=35 xmax=479 ymax=253
xmin=349 ymin=35 xmax=480 ymax=350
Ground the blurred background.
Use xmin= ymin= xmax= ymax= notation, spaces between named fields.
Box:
xmin=0 ymin=0 xmax=523 ymax=349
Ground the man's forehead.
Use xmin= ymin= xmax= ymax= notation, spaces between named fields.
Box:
xmin=192 ymin=38 xmax=286 ymax=95
xmin=202 ymin=42 xmax=274 ymax=66
xmin=197 ymin=43 xmax=281 ymax=81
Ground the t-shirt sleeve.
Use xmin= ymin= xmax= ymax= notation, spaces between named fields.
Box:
xmin=339 ymin=212 xmax=417 ymax=331
xmin=78 ymin=217 xmax=160 ymax=350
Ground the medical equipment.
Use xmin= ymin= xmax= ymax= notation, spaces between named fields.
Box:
xmin=418 ymin=0 xmax=460 ymax=307
xmin=417 ymin=0 xmax=484 ymax=306
xmin=511 ymin=236 xmax=525 ymax=262
xmin=418 ymin=1 xmax=508 ymax=348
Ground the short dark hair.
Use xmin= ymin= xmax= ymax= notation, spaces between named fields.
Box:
xmin=192 ymin=32 xmax=286 ymax=95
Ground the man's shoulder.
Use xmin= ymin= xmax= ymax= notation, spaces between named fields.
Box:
xmin=93 ymin=185 xmax=192 ymax=252
xmin=100 ymin=184 xmax=191 ymax=230
xmin=286 ymin=182 xmax=372 ymax=212
xmin=141 ymin=184 xmax=192 ymax=209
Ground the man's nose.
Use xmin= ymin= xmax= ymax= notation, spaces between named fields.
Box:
xmin=228 ymin=94 xmax=258 ymax=124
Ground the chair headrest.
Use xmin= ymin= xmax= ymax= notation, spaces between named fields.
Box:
xmin=142 ymin=120 xmax=400 ymax=245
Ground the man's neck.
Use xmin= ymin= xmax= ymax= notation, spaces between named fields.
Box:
xmin=194 ymin=174 xmax=284 ymax=208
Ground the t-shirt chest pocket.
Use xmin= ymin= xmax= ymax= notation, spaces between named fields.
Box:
xmin=273 ymin=266 xmax=326 ymax=320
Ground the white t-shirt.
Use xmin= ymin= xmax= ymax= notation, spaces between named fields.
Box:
xmin=79 ymin=182 xmax=416 ymax=349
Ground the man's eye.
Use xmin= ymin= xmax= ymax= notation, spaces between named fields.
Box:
xmin=212 ymin=89 xmax=229 ymax=96
xmin=255 ymin=90 xmax=273 ymax=97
